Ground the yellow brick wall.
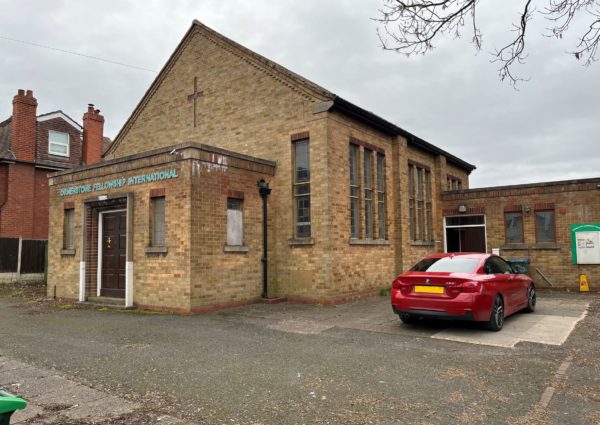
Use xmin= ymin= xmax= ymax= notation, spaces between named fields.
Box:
xmin=441 ymin=180 xmax=600 ymax=289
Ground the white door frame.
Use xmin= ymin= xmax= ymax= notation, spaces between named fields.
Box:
xmin=97 ymin=209 xmax=127 ymax=298
xmin=443 ymin=214 xmax=488 ymax=253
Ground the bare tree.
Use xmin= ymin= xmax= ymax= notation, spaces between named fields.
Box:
xmin=375 ymin=0 xmax=600 ymax=85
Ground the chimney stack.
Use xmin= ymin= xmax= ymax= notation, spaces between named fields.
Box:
xmin=11 ymin=89 xmax=38 ymax=161
xmin=82 ymin=103 xmax=104 ymax=165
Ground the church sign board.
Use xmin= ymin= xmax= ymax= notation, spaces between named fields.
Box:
xmin=59 ymin=169 xmax=178 ymax=197
xmin=571 ymin=223 xmax=600 ymax=265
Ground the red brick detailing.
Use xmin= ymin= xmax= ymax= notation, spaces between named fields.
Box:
xmin=11 ymin=89 xmax=38 ymax=162
xmin=150 ymin=188 xmax=165 ymax=198
xmin=504 ymin=204 xmax=523 ymax=213
xmin=534 ymin=202 xmax=555 ymax=210
xmin=227 ymin=190 xmax=244 ymax=199
xmin=82 ymin=105 xmax=104 ymax=165
xmin=442 ymin=206 xmax=486 ymax=216
xmin=408 ymin=159 xmax=431 ymax=171
xmin=290 ymin=131 xmax=309 ymax=141
xmin=349 ymin=136 xmax=385 ymax=155
xmin=64 ymin=201 xmax=75 ymax=210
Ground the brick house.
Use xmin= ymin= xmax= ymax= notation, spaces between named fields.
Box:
xmin=0 ymin=90 xmax=107 ymax=280
xmin=47 ymin=20 xmax=597 ymax=312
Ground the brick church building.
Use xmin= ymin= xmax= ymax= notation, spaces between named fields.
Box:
xmin=47 ymin=20 xmax=598 ymax=312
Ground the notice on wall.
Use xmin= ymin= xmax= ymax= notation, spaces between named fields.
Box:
xmin=571 ymin=224 xmax=600 ymax=265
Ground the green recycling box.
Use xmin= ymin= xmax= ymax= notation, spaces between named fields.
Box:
xmin=0 ymin=390 xmax=26 ymax=425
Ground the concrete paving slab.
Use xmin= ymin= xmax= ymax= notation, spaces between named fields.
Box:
xmin=11 ymin=403 xmax=44 ymax=424
xmin=267 ymin=318 xmax=334 ymax=334
xmin=431 ymin=302 xmax=589 ymax=348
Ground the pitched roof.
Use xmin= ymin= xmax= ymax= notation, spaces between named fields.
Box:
xmin=106 ymin=20 xmax=475 ymax=172
xmin=0 ymin=118 xmax=15 ymax=161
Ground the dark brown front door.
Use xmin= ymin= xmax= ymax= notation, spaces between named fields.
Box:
xmin=101 ymin=211 xmax=127 ymax=298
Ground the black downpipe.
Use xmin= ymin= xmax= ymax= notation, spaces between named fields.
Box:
xmin=257 ymin=179 xmax=271 ymax=299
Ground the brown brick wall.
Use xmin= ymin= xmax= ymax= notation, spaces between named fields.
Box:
xmin=441 ymin=179 xmax=600 ymax=289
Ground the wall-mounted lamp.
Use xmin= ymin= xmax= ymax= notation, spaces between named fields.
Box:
xmin=458 ymin=204 xmax=467 ymax=213
xmin=524 ymin=207 xmax=531 ymax=214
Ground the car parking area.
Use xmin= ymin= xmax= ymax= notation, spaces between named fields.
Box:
xmin=1 ymin=291 xmax=599 ymax=424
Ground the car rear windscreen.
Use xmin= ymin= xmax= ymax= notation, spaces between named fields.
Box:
xmin=412 ymin=257 xmax=479 ymax=273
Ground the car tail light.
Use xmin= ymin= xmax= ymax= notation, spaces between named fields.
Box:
xmin=392 ymin=278 xmax=411 ymax=294
xmin=461 ymin=281 xmax=482 ymax=293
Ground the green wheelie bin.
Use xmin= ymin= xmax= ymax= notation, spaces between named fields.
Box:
xmin=0 ymin=390 xmax=26 ymax=425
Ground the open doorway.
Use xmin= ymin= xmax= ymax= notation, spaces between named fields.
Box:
xmin=444 ymin=215 xmax=487 ymax=253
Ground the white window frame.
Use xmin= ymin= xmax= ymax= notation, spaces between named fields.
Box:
xmin=443 ymin=214 xmax=488 ymax=253
xmin=48 ymin=130 xmax=70 ymax=157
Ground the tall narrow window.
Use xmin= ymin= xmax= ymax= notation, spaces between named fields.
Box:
xmin=536 ymin=210 xmax=555 ymax=243
xmin=151 ymin=196 xmax=166 ymax=247
xmin=376 ymin=153 xmax=386 ymax=239
xmin=505 ymin=212 xmax=524 ymax=243
xmin=408 ymin=164 xmax=416 ymax=240
xmin=349 ymin=144 xmax=360 ymax=238
xmin=293 ymin=139 xmax=311 ymax=238
xmin=63 ymin=208 xmax=75 ymax=249
xmin=364 ymin=149 xmax=374 ymax=238
xmin=425 ymin=170 xmax=432 ymax=241
xmin=227 ymin=198 xmax=243 ymax=246
xmin=409 ymin=163 xmax=432 ymax=242
xmin=416 ymin=167 xmax=424 ymax=241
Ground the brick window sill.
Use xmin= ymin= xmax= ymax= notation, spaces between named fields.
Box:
xmin=223 ymin=245 xmax=249 ymax=253
xmin=60 ymin=249 xmax=76 ymax=256
xmin=288 ymin=237 xmax=315 ymax=247
xmin=145 ymin=246 xmax=168 ymax=255
xmin=410 ymin=241 xmax=435 ymax=247
xmin=348 ymin=239 xmax=390 ymax=246
xmin=532 ymin=244 xmax=561 ymax=251
xmin=500 ymin=244 xmax=528 ymax=251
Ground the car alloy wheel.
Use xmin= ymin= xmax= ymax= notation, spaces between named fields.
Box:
xmin=525 ymin=285 xmax=536 ymax=313
xmin=485 ymin=295 xmax=504 ymax=331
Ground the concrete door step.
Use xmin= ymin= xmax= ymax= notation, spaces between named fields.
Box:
xmin=85 ymin=296 xmax=126 ymax=307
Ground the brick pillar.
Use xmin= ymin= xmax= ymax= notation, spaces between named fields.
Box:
xmin=82 ymin=104 xmax=104 ymax=165
xmin=11 ymin=89 xmax=38 ymax=162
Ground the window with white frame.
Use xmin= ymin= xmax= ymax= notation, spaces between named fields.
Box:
xmin=48 ymin=130 xmax=69 ymax=157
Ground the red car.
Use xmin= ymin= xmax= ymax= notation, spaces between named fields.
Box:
xmin=391 ymin=253 xmax=535 ymax=331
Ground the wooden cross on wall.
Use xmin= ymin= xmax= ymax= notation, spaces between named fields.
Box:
xmin=187 ymin=77 xmax=204 ymax=128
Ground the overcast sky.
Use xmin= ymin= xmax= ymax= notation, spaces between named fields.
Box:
xmin=0 ymin=0 xmax=598 ymax=188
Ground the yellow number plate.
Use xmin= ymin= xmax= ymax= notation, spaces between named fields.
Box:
xmin=414 ymin=285 xmax=444 ymax=294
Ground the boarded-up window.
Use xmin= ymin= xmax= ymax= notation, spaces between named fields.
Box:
xmin=227 ymin=198 xmax=243 ymax=246
xmin=63 ymin=209 xmax=75 ymax=249
xmin=152 ymin=197 xmax=166 ymax=247
xmin=505 ymin=212 xmax=524 ymax=243
xmin=536 ymin=210 xmax=555 ymax=243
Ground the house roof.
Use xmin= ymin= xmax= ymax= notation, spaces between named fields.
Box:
xmin=0 ymin=111 xmax=83 ymax=164
xmin=106 ymin=20 xmax=475 ymax=173
xmin=0 ymin=118 xmax=15 ymax=161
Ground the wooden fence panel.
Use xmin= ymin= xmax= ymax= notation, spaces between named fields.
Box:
xmin=20 ymin=240 xmax=47 ymax=274
xmin=0 ymin=238 xmax=19 ymax=272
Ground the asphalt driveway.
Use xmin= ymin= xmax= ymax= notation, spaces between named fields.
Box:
xmin=0 ymin=291 xmax=598 ymax=424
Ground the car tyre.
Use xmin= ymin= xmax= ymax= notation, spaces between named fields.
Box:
xmin=484 ymin=295 xmax=504 ymax=331
xmin=399 ymin=313 xmax=418 ymax=325
xmin=524 ymin=285 xmax=536 ymax=313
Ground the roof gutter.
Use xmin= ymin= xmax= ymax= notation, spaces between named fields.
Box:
xmin=330 ymin=96 xmax=476 ymax=174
